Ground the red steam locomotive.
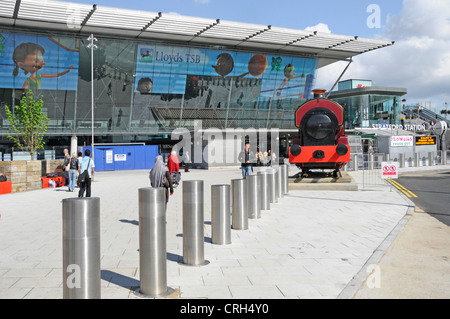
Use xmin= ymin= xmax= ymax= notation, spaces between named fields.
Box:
xmin=289 ymin=89 xmax=350 ymax=179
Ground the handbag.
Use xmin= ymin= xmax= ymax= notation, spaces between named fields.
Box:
xmin=78 ymin=159 xmax=90 ymax=185
xmin=162 ymin=175 xmax=170 ymax=188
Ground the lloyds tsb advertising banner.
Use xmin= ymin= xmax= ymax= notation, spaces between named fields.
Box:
xmin=0 ymin=32 xmax=79 ymax=91
xmin=134 ymin=43 xmax=317 ymax=98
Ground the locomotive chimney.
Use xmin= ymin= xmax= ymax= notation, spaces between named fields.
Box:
xmin=312 ymin=89 xmax=326 ymax=99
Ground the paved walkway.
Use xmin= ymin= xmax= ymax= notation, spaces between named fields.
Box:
xmin=0 ymin=164 xmax=448 ymax=299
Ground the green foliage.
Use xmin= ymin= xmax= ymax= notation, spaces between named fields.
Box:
xmin=4 ymin=90 xmax=49 ymax=158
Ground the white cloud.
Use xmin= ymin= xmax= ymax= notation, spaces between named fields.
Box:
xmin=305 ymin=23 xmax=331 ymax=34
xmin=194 ymin=0 xmax=210 ymax=4
xmin=316 ymin=0 xmax=450 ymax=111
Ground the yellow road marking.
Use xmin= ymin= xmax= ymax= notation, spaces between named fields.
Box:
xmin=387 ymin=179 xmax=418 ymax=198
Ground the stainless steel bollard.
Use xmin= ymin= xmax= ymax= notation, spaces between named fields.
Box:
xmin=136 ymin=187 xmax=173 ymax=297
xmin=182 ymin=180 xmax=209 ymax=266
xmin=231 ymin=179 xmax=248 ymax=230
xmin=246 ymin=174 xmax=261 ymax=219
xmin=257 ymin=170 xmax=270 ymax=211
xmin=353 ymin=154 xmax=358 ymax=171
xmin=63 ymin=197 xmax=101 ymax=299
xmin=368 ymin=154 xmax=374 ymax=170
xmin=399 ymin=153 xmax=405 ymax=168
xmin=268 ymin=167 xmax=277 ymax=203
xmin=211 ymin=185 xmax=231 ymax=245
xmin=414 ymin=153 xmax=420 ymax=167
xmin=428 ymin=152 xmax=434 ymax=166
xmin=274 ymin=166 xmax=281 ymax=199
xmin=280 ymin=164 xmax=288 ymax=195
xmin=442 ymin=150 xmax=447 ymax=165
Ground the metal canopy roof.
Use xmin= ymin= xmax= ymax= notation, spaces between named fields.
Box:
xmin=0 ymin=0 xmax=394 ymax=67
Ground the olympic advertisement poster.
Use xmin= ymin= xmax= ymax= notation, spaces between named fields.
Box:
xmin=134 ymin=43 xmax=316 ymax=98
xmin=0 ymin=32 xmax=79 ymax=91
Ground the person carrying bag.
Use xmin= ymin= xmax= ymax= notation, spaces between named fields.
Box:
xmin=78 ymin=149 xmax=95 ymax=197
xmin=149 ymin=155 xmax=174 ymax=204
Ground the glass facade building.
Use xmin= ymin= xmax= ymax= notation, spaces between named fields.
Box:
xmin=0 ymin=0 xmax=394 ymax=156
xmin=328 ymin=80 xmax=407 ymax=129
xmin=0 ymin=29 xmax=317 ymax=144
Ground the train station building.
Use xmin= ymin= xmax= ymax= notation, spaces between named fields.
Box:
xmin=0 ymin=0 xmax=394 ymax=166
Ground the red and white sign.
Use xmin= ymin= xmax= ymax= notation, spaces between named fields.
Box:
xmin=381 ymin=162 xmax=399 ymax=179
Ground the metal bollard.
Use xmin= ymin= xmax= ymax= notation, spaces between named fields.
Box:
xmin=182 ymin=180 xmax=209 ymax=266
xmin=246 ymin=174 xmax=261 ymax=219
xmin=268 ymin=167 xmax=277 ymax=203
xmin=442 ymin=150 xmax=447 ymax=165
xmin=257 ymin=170 xmax=270 ymax=211
xmin=280 ymin=164 xmax=288 ymax=195
xmin=274 ymin=166 xmax=282 ymax=199
xmin=428 ymin=152 xmax=434 ymax=166
xmin=211 ymin=185 xmax=231 ymax=245
xmin=353 ymin=154 xmax=358 ymax=171
xmin=231 ymin=179 xmax=248 ymax=230
xmin=399 ymin=153 xmax=405 ymax=168
xmin=285 ymin=164 xmax=289 ymax=194
xmin=62 ymin=197 xmax=101 ymax=299
xmin=136 ymin=187 xmax=174 ymax=298
xmin=368 ymin=154 xmax=374 ymax=170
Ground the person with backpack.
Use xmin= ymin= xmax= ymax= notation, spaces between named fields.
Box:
xmin=68 ymin=152 xmax=79 ymax=192
xmin=78 ymin=149 xmax=95 ymax=198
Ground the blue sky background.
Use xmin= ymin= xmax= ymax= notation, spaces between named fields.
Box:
xmin=67 ymin=0 xmax=449 ymax=112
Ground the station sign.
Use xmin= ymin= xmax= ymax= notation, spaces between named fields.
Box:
xmin=415 ymin=136 xmax=436 ymax=145
xmin=381 ymin=162 xmax=399 ymax=179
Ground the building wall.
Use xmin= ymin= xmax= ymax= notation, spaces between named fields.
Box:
xmin=0 ymin=28 xmax=318 ymax=143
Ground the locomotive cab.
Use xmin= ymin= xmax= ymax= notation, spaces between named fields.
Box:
xmin=289 ymin=89 xmax=350 ymax=178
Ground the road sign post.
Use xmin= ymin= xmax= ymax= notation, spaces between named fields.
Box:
xmin=381 ymin=161 xmax=399 ymax=192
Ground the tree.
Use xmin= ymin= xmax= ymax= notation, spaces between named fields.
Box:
xmin=4 ymin=90 xmax=49 ymax=159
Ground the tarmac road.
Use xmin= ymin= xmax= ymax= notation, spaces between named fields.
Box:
xmin=395 ymin=170 xmax=450 ymax=226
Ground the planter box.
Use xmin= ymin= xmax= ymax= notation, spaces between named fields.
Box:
xmin=0 ymin=159 xmax=63 ymax=193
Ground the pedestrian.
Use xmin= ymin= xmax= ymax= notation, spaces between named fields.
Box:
xmin=271 ymin=150 xmax=277 ymax=166
xmin=183 ymin=151 xmax=191 ymax=172
xmin=238 ymin=142 xmax=254 ymax=179
xmin=149 ymin=155 xmax=174 ymax=204
xmin=63 ymin=148 xmax=70 ymax=186
xmin=78 ymin=149 xmax=95 ymax=198
xmin=167 ymin=150 xmax=180 ymax=174
xmin=68 ymin=152 xmax=79 ymax=192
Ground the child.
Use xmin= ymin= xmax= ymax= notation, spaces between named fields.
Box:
xmin=12 ymin=42 xmax=74 ymax=90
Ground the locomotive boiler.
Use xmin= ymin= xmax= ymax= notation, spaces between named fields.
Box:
xmin=289 ymin=89 xmax=350 ymax=179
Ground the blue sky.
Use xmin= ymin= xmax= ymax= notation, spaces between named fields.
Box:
xmin=67 ymin=0 xmax=449 ymax=112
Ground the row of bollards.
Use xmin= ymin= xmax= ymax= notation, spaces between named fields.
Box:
xmin=62 ymin=164 xmax=290 ymax=299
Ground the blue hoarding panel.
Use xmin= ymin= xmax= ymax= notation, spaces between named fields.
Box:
xmin=83 ymin=145 xmax=158 ymax=171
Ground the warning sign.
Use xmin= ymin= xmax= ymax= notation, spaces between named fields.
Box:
xmin=415 ymin=136 xmax=436 ymax=145
xmin=381 ymin=162 xmax=399 ymax=179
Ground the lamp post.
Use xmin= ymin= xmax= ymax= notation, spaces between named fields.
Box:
xmin=87 ymin=34 xmax=97 ymax=173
